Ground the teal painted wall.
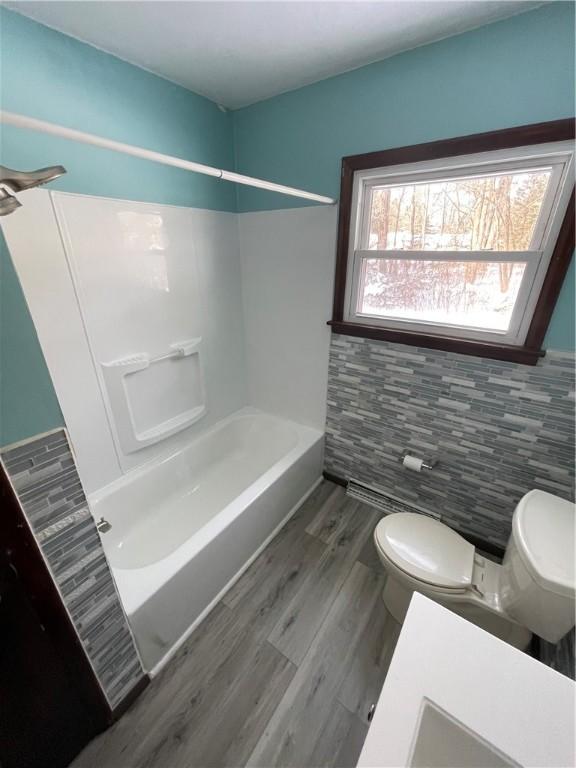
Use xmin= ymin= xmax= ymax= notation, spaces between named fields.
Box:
xmin=233 ymin=2 xmax=575 ymax=350
xmin=545 ymin=259 xmax=575 ymax=350
xmin=0 ymin=238 xmax=64 ymax=444
xmin=0 ymin=8 xmax=236 ymax=446
xmin=0 ymin=9 xmax=236 ymax=211
xmin=233 ymin=3 xmax=575 ymax=210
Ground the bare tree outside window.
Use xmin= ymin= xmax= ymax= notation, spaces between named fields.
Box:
xmin=362 ymin=169 xmax=550 ymax=331
xmin=368 ymin=169 xmax=550 ymax=251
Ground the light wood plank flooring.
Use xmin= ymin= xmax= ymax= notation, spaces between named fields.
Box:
xmin=71 ymin=481 xmax=401 ymax=768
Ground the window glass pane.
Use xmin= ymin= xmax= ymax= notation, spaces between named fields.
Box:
xmin=368 ymin=169 xmax=551 ymax=251
xmin=358 ymin=259 xmax=527 ymax=332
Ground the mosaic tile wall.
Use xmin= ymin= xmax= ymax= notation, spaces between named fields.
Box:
xmin=325 ymin=334 xmax=575 ymax=548
xmin=1 ymin=429 xmax=145 ymax=708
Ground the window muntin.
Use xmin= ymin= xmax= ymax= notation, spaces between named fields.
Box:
xmin=345 ymin=143 xmax=574 ymax=346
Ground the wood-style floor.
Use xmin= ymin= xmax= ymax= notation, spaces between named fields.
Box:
xmin=71 ymin=481 xmax=402 ymax=768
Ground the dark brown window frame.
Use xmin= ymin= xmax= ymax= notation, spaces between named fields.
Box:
xmin=329 ymin=119 xmax=575 ymax=365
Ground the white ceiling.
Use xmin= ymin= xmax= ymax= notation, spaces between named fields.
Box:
xmin=5 ymin=1 xmax=542 ymax=109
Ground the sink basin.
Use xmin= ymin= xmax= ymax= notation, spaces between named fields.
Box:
xmin=410 ymin=700 xmax=520 ymax=768
xmin=358 ymin=595 xmax=575 ymax=768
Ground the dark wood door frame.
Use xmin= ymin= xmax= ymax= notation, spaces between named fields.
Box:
xmin=0 ymin=462 xmax=112 ymax=729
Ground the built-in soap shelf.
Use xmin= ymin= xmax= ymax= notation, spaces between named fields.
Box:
xmin=101 ymin=337 xmax=206 ymax=454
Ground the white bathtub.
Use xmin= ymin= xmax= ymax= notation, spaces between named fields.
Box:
xmin=90 ymin=408 xmax=324 ymax=672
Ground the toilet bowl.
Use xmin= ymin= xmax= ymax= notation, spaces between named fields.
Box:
xmin=374 ymin=490 xmax=575 ymax=650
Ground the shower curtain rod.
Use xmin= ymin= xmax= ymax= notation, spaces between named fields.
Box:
xmin=0 ymin=111 xmax=336 ymax=205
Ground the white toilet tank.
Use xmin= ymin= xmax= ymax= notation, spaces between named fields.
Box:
xmin=499 ymin=490 xmax=575 ymax=643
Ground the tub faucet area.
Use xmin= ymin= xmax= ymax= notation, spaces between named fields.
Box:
xmin=96 ymin=517 xmax=112 ymax=534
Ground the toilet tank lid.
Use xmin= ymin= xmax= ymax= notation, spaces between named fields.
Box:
xmin=513 ymin=490 xmax=575 ymax=598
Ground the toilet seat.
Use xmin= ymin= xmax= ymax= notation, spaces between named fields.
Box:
xmin=374 ymin=513 xmax=475 ymax=590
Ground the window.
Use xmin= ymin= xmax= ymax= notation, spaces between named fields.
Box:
xmin=332 ymin=121 xmax=575 ymax=364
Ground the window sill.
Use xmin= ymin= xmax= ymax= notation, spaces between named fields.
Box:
xmin=327 ymin=320 xmax=545 ymax=365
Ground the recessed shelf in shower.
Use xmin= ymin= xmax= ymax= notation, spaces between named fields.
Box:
xmin=101 ymin=337 xmax=206 ymax=454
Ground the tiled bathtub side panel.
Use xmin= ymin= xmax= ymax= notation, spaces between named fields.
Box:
xmin=325 ymin=335 xmax=575 ymax=547
xmin=1 ymin=430 xmax=145 ymax=708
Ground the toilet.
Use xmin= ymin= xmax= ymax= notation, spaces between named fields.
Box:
xmin=374 ymin=489 xmax=575 ymax=649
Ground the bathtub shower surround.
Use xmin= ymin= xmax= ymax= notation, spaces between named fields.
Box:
xmin=325 ymin=335 xmax=575 ymax=548
xmin=0 ymin=190 xmax=247 ymax=493
xmin=1 ymin=430 xmax=145 ymax=708
xmin=238 ymin=206 xmax=337 ymax=431
xmin=1 ymin=191 xmax=330 ymax=673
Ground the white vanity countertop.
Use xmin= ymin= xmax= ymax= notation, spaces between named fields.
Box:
xmin=358 ymin=593 xmax=575 ymax=768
